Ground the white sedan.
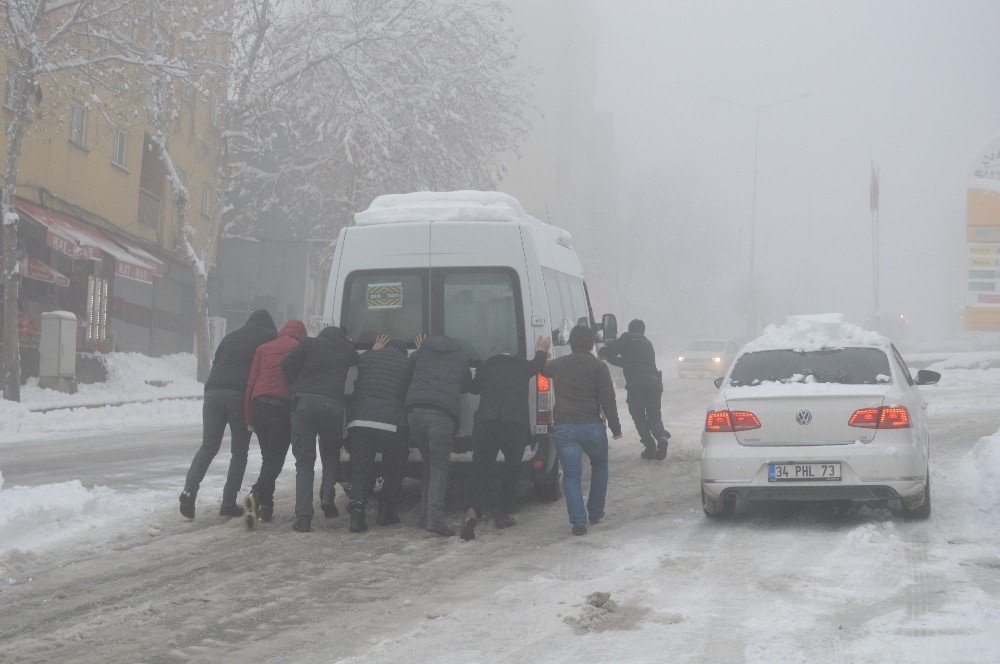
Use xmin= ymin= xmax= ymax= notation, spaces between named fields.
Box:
xmin=700 ymin=325 xmax=938 ymax=519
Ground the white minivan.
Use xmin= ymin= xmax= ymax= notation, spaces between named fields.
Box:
xmin=323 ymin=191 xmax=618 ymax=500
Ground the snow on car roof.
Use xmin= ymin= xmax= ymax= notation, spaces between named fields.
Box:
xmin=741 ymin=314 xmax=890 ymax=353
xmin=355 ymin=190 xmax=542 ymax=226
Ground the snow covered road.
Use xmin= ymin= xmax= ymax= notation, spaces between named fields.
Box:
xmin=1 ymin=372 xmax=999 ymax=663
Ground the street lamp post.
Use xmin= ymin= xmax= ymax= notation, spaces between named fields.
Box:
xmin=708 ymin=92 xmax=810 ymax=338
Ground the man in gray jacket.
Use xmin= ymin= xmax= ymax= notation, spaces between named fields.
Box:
xmin=405 ymin=333 xmax=472 ymax=536
xmin=542 ymin=325 xmax=622 ymax=535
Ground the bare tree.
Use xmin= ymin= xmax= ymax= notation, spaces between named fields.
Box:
xmin=0 ymin=0 xmax=186 ymax=401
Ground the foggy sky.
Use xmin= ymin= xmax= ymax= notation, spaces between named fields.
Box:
xmin=589 ymin=0 xmax=1000 ymax=343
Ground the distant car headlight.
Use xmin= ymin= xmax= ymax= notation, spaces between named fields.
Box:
xmin=678 ymin=356 xmax=686 ymax=362
xmin=712 ymin=356 xmax=722 ymax=363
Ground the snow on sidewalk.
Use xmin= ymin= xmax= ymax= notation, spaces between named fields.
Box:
xmin=1 ymin=352 xmax=203 ymax=442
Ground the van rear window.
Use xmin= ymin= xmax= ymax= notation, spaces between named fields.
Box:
xmin=344 ymin=272 xmax=425 ymax=344
xmin=442 ymin=271 xmax=520 ymax=362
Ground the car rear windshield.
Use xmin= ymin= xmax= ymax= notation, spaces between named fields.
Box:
xmin=688 ymin=341 xmax=726 ymax=351
xmin=729 ymin=348 xmax=892 ymax=386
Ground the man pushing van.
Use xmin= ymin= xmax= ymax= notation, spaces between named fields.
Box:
xmin=599 ymin=319 xmax=670 ymax=461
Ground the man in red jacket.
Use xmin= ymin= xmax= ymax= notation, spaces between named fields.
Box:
xmin=243 ymin=319 xmax=307 ymax=529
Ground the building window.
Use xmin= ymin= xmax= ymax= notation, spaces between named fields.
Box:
xmin=138 ymin=188 xmax=162 ymax=230
xmin=113 ymin=129 xmax=127 ymax=168
xmin=70 ymin=102 xmax=87 ymax=147
xmin=201 ymin=184 xmax=212 ymax=217
xmin=86 ymin=276 xmax=109 ymax=343
xmin=4 ymin=68 xmax=16 ymax=109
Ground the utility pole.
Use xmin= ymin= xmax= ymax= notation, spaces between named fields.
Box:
xmin=708 ymin=92 xmax=810 ymax=337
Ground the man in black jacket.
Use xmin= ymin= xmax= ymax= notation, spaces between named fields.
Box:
xmin=281 ymin=325 xmax=359 ymax=532
xmin=346 ymin=335 xmax=413 ymax=533
xmin=599 ymin=319 xmax=670 ymax=460
xmin=460 ymin=336 xmax=551 ymax=540
xmin=180 ymin=309 xmax=276 ymax=519
xmin=405 ymin=334 xmax=472 ymax=536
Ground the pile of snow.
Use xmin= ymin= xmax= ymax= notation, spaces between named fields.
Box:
xmin=742 ymin=314 xmax=889 ymax=353
xmin=355 ymin=190 xmax=544 ymax=226
xmin=0 ymin=470 xmax=168 ymax=560
xmin=953 ymin=428 xmax=1000 ymax=515
xmin=0 ymin=398 xmax=202 ymax=442
xmin=925 ymin=351 xmax=1000 ymax=372
xmin=19 ymin=352 xmax=201 ymax=411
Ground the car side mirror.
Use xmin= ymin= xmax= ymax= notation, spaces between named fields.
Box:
xmin=915 ymin=369 xmax=940 ymax=386
xmin=601 ymin=314 xmax=617 ymax=341
xmin=714 ymin=377 xmax=724 ymax=389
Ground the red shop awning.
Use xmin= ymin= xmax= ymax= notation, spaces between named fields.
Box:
xmin=16 ymin=199 xmax=165 ymax=284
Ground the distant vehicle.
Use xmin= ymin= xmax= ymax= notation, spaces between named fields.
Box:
xmin=323 ymin=191 xmax=618 ymax=501
xmin=700 ymin=315 xmax=938 ymax=519
xmin=677 ymin=340 xmax=738 ymax=378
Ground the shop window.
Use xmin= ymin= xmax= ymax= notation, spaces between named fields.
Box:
xmin=86 ymin=276 xmax=109 ymax=343
xmin=113 ymin=129 xmax=127 ymax=168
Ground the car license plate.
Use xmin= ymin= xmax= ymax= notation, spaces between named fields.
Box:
xmin=768 ymin=463 xmax=841 ymax=482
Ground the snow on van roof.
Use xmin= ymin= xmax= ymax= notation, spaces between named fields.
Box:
xmin=353 ymin=190 xmax=575 ymax=248
xmin=355 ymin=190 xmax=541 ymax=226
xmin=741 ymin=314 xmax=889 ymax=353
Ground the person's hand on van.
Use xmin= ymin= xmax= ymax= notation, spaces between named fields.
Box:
xmin=372 ymin=334 xmax=390 ymax=351
xmin=536 ymin=336 xmax=552 ymax=353
xmin=414 ymin=333 xmax=424 ymax=350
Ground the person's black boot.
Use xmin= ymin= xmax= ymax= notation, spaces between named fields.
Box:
xmin=376 ymin=502 xmax=401 ymax=526
xmin=179 ymin=490 xmax=195 ymax=520
xmin=655 ymin=438 xmax=669 ymax=461
xmin=257 ymin=504 xmax=274 ymax=522
xmin=219 ymin=504 xmax=244 ymax=518
xmin=292 ymin=517 xmax=311 ymax=533
xmin=640 ymin=442 xmax=656 ymax=460
xmin=348 ymin=503 xmax=368 ymax=533
xmin=572 ymin=524 xmax=587 ymax=536
xmin=321 ymin=502 xmax=339 ymax=519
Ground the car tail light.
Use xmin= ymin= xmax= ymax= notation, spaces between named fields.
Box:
xmin=705 ymin=410 xmax=761 ymax=432
xmin=536 ymin=373 xmax=552 ymax=426
xmin=849 ymin=406 xmax=911 ymax=429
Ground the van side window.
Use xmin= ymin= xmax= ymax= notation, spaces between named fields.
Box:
xmin=542 ymin=267 xmax=568 ymax=345
xmin=565 ymin=275 xmax=590 ymax=326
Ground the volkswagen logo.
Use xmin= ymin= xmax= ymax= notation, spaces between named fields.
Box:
xmin=795 ymin=410 xmax=813 ymax=426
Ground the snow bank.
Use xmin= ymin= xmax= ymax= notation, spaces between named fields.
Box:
xmin=19 ymin=352 xmax=201 ymax=411
xmin=0 ymin=397 xmax=201 ymax=443
xmin=741 ymin=314 xmax=889 ymax=353
xmin=954 ymin=429 xmax=1000 ymax=515
xmin=0 ymin=472 xmax=167 ymax=558
xmin=925 ymin=351 xmax=1000 ymax=371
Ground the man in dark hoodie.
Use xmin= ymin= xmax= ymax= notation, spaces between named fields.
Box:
xmin=280 ymin=325 xmax=359 ymax=532
xmin=345 ymin=335 xmax=413 ymax=533
xmin=242 ymin=319 xmax=307 ymax=529
xmin=460 ymin=335 xmax=551 ymax=541
xmin=180 ymin=309 xmax=277 ymax=519
xmin=599 ymin=319 xmax=670 ymax=461
xmin=405 ymin=333 xmax=472 ymax=536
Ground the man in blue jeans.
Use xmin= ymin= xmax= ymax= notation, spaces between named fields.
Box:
xmin=542 ymin=325 xmax=622 ymax=535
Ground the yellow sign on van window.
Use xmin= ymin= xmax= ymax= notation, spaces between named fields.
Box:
xmin=367 ymin=283 xmax=403 ymax=310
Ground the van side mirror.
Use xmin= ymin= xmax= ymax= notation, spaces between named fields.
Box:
xmin=601 ymin=314 xmax=617 ymax=341
xmin=714 ymin=377 xmax=724 ymax=389
xmin=915 ymin=369 xmax=940 ymax=386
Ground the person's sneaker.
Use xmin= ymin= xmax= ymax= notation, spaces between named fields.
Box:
xmin=219 ymin=504 xmax=244 ymax=518
xmin=179 ymin=490 xmax=195 ymax=520
xmin=640 ymin=442 xmax=656 ymax=460
xmin=321 ymin=502 xmax=339 ymax=519
xmin=376 ymin=503 xmax=400 ymax=526
xmin=348 ymin=503 xmax=368 ymax=533
xmin=460 ymin=509 xmax=478 ymax=541
xmin=572 ymin=524 xmax=587 ymax=536
xmin=588 ymin=511 xmax=604 ymax=525
xmin=655 ymin=438 xmax=669 ymax=460
xmin=243 ymin=493 xmax=259 ymax=531
xmin=292 ymin=517 xmax=311 ymax=533
xmin=257 ymin=504 xmax=274 ymax=522
xmin=494 ymin=513 xmax=516 ymax=529
xmin=426 ymin=522 xmax=456 ymax=537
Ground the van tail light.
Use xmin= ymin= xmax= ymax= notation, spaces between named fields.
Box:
xmin=705 ymin=410 xmax=761 ymax=432
xmin=536 ymin=373 xmax=552 ymax=426
xmin=849 ymin=406 xmax=911 ymax=429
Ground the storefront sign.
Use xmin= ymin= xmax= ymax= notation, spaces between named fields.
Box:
xmin=115 ymin=261 xmax=154 ymax=284
xmin=21 ymin=257 xmax=70 ymax=287
xmin=46 ymin=231 xmax=99 ymax=261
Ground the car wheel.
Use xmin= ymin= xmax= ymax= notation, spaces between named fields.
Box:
xmin=702 ymin=486 xmax=734 ymax=518
xmin=534 ymin=461 xmax=563 ymax=502
xmin=901 ymin=472 xmax=931 ymax=520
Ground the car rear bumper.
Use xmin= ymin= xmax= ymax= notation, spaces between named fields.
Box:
xmin=701 ymin=433 xmax=927 ymax=502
